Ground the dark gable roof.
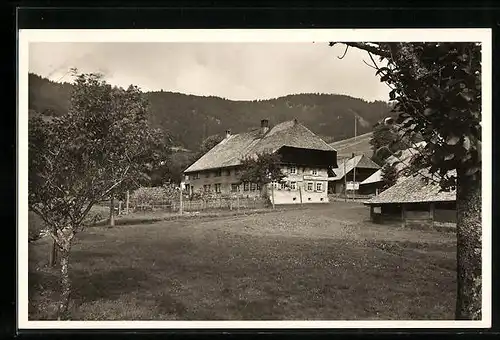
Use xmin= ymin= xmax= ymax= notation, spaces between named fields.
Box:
xmin=364 ymin=168 xmax=456 ymax=205
xmin=184 ymin=120 xmax=335 ymax=173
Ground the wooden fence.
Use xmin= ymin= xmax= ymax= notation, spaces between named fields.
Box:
xmin=128 ymin=196 xmax=269 ymax=213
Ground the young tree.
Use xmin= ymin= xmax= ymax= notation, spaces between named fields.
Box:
xmin=331 ymin=42 xmax=482 ymax=319
xmin=381 ymin=162 xmax=398 ymax=192
xmin=28 ymin=73 xmax=163 ymax=319
xmin=238 ymin=152 xmax=286 ymax=208
xmin=370 ymin=123 xmax=399 ymax=165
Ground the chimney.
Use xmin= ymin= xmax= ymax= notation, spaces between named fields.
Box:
xmin=260 ymin=119 xmax=269 ymax=135
xmin=225 ymin=129 xmax=231 ymax=139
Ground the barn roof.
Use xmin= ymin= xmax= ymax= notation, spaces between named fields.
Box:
xmin=184 ymin=120 xmax=336 ymax=173
xmin=364 ymin=168 xmax=456 ymax=205
xmin=328 ymin=154 xmax=380 ymax=181
xmin=360 ymin=169 xmax=383 ymax=185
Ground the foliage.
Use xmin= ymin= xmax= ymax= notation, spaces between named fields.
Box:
xmin=28 ymin=72 xmax=164 ymax=318
xmin=381 ymin=163 xmax=398 ymax=192
xmin=145 ymin=134 xmax=179 ymax=187
xmin=331 ymin=42 xmax=481 ymax=190
xmin=29 ymin=73 xmax=392 ymax=150
xmin=29 ymin=73 xmax=164 ymax=231
xmin=238 ymin=152 xmax=286 ymax=187
xmin=370 ymin=123 xmax=400 ymax=165
xmin=29 ymin=211 xmax=46 ymax=242
xmin=330 ymin=42 xmax=482 ymax=320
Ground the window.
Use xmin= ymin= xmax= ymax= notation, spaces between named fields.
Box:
xmin=225 ymin=169 xmax=231 ymax=176
xmin=243 ymin=182 xmax=250 ymax=191
xmin=290 ymin=181 xmax=297 ymax=190
xmin=192 ymin=173 xmax=199 ymax=179
xmin=316 ymin=182 xmax=323 ymax=192
xmin=312 ymin=169 xmax=318 ymax=176
xmin=289 ymin=166 xmax=297 ymax=174
xmin=307 ymin=182 xmax=314 ymax=191
xmin=231 ymin=184 xmax=239 ymax=192
xmin=215 ymin=169 xmax=222 ymax=177
xmin=215 ymin=183 xmax=221 ymax=193
xmin=205 ymin=172 xmax=210 ymax=178
xmin=250 ymin=183 xmax=257 ymax=191
xmin=279 ymin=182 xmax=286 ymax=190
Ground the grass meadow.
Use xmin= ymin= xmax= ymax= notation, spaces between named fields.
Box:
xmin=28 ymin=202 xmax=456 ymax=320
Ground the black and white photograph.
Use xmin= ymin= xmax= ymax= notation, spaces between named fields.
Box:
xmin=18 ymin=29 xmax=491 ymax=329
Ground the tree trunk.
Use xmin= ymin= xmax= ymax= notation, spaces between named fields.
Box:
xmin=455 ymin=170 xmax=482 ymax=320
xmin=57 ymin=248 xmax=71 ymax=320
xmin=49 ymin=238 xmax=58 ymax=267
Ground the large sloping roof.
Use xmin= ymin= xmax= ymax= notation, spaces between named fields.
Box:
xmin=328 ymin=154 xmax=380 ymax=181
xmin=358 ymin=141 xmax=427 ymax=186
xmin=184 ymin=120 xmax=335 ymax=173
xmin=360 ymin=169 xmax=382 ymax=185
xmin=364 ymin=168 xmax=456 ymax=205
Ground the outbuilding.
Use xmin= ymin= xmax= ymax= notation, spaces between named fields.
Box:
xmin=363 ymin=169 xmax=456 ymax=229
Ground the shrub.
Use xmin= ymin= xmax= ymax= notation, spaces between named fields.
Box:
xmin=131 ymin=185 xmax=179 ymax=207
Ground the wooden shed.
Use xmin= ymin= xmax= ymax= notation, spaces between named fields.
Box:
xmin=363 ymin=169 xmax=456 ymax=229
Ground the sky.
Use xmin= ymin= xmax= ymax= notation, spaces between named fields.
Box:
xmin=29 ymin=42 xmax=390 ymax=102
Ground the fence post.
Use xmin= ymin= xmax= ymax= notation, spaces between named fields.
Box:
xmin=179 ymin=187 xmax=183 ymax=215
xmin=109 ymin=194 xmax=115 ymax=227
xmin=271 ymin=183 xmax=275 ymax=209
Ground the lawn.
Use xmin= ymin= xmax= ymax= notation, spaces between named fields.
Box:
xmin=28 ymin=202 xmax=457 ymax=320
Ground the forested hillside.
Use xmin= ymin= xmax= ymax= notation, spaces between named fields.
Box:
xmin=28 ymin=73 xmax=392 ymax=150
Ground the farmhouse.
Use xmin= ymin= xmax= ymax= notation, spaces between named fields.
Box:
xmin=363 ymin=169 xmax=456 ymax=229
xmin=183 ymin=119 xmax=338 ymax=205
xmin=327 ymin=154 xmax=380 ymax=195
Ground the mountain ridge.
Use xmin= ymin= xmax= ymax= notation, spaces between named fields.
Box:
xmin=28 ymin=73 xmax=391 ymax=150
